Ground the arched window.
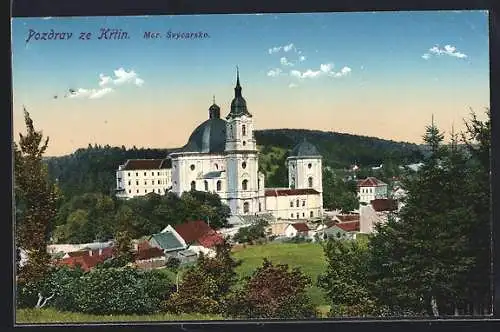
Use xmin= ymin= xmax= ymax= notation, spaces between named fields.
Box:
xmin=296 ymin=199 xmax=300 ymax=207
xmin=216 ymin=180 xmax=222 ymax=191
xmin=296 ymin=214 xmax=299 ymax=219
xmin=204 ymin=180 xmax=209 ymax=191
xmin=290 ymin=201 xmax=294 ymax=207
xmin=310 ymin=211 xmax=314 ymax=218
xmin=190 ymin=181 xmax=196 ymax=191
xmin=243 ymin=202 xmax=249 ymax=213
xmin=242 ymin=125 xmax=246 ymax=136
xmin=308 ymin=177 xmax=313 ymax=188
xmin=242 ymin=162 xmax=247 ymax=169
xmin=242 ymin=179 xmax=248 ymax=190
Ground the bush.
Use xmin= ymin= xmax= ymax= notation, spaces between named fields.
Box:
xmin=16 ymin=266 xmax=173 ymax=315
xmin=166 ymin=257 xmax=181 ymax=270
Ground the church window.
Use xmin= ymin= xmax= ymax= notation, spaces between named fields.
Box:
xmin=308 ymin=163 xmax=312 ymax=169
xmin=259 ymin=202 xmax=262 ymax=212
xmin=296 ymin=200 xmax=299 ymax=207
xmin=217 ymin=180 xmax=222 ymax=191
xmin=291 ymin=213 xmax=294 ymax=218
xmin=190 ymin=164 xmax=195 ymax=171
xmin=302 ymin=200 xmax=305 ymax=206
xmin=243 ymin=202 xmax=250 ymax=213
xmin=243 ymin=141 xmax=246 ymax=146
xmin=128 ymin=180 xmax=131 ymax=185
xmin=136 ymin=172 xmax=138 ymax=176
xmin=290 ymin=201 xmax=294 ymax=207
xmin=157 ymin=172 xmax=160 ymax=176
xmin=191 ymin=181 xmax=196 ymax=191
xmin=258 ymin=179 xmax=260 ymax=190
xmin=152 ymin=180 xmax=154 ymax=185
xmin=158 ymin=180 xmax=161 ymax=184
xmin=128 ymin=172 xmax=130 ymax=177
xmin=144 ymin=189 xmax=147 ymax=193
xmin=242 ymin=179 xmax=248 ymax=190
xmin=136 ymin=180 xmax=139 ymax=185
xmin=144 ymin=181 xmax=147 ymax=185
xmin=296 ymin=214 xmax=299 ymax=219
xmin=152 ymin=172 xmax=154 ymax=176
xmin=308 ymin=177 xmax=313 ymax=188
xmin=242 ymin=125 xmax=246 ymax=136
xmin=242 ymin=162 xmax=247 ymax=169
xmin=128 ymin=190 xmax=131 ymax=193
xmin=204 ymin=180 xmax=209 ymax=191
xmin=136 ymin=189 xmax=139 ymax=193
xmin=302 ymin=213 xmax=305 ymax=217
xmin=144 ymin=172 xmax=147 ymax=176
xmin=310 ymin=211 xmax=314 ymax=218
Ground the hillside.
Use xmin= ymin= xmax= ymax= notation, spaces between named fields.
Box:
xmin=45 ymin=129 xmax=424 ymax=200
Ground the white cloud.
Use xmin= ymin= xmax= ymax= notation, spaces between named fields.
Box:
xmin=98 ymin=74 xmax=113 ymax=86
xmin=290 ymin=63 xmax=352 ymax=79
xmin=288 ymin=83 xmax=298 ymax=88
xmin=280 ymin=57 xmax=294 ymax=67
xmin=268 ymin=43 xmax=296 ymax=54
xmin=68 ymin=87 xmax=114 ymax=99
xmin=423 ymin=44 xmax=468 ymax=59
xmin=283 ymin=43 xmax=295 ymax=52
xmin=299 ymin=55 xmax=306 ymax=62
xmin=112 ymin=68 xmax=144 ymax=86
xmin=267 ymin=68 xmax=282 ymax=77
xmin=68 ymin=67 xmax=143 ymax=100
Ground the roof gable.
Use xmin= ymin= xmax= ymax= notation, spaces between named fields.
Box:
xmin=291 ymin=222 xmax=309 ymax=232
xmin=336 ymin=221 xmax=360 ymax=232
xmin=151 ymin=232 xmax=185 ymax=251
xmin=357 ymin=177 xmax=386 ymax=187
xmin=174 ymin=220 xmax=223 ymax=248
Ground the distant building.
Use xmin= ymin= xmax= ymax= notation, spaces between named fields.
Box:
xmin=359 ymin=198 xmax=398 ymax=234
xmin=115 ymin=71 xmax=323 ymax=221
xmin=357 ymin=177 xmax=388 ymax=204
xmin=284 ymin=222 xmax=310 ymax=238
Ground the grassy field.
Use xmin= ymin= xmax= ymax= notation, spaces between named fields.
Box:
xmin=232 ymin=242 xmax=328 ymax=310
xmin=17 ymin=308 xmax=223 ymax=324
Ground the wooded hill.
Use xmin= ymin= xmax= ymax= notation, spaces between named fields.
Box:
xmin=45 ymin=129 xmax=424 ymax=200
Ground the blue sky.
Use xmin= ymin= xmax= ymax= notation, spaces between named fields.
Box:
xmin=11 ymin=11 xmax=490 ymax=155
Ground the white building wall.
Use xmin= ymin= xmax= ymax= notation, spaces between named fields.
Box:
xmin=265 ymin=193 xmax=322 ymax=221
xmin=116 ymin=166 xmax=172 ymax=199
xmin=359 ymin=204 xmax=389 ymax=234
xmin=284 ymin=225 xmax=298 ymax=238
xmin=358 ymin=184 xmax=388 ymax=204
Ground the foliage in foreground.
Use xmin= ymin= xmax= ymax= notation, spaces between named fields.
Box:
xmin=225 ymin=259 xmax=317 ymax=319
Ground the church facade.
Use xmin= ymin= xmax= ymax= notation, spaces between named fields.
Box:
xmin=115 ymin=71 xmax=324 ymax=220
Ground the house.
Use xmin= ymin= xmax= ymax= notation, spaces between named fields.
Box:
xmin=134 ymin=246 xmax=166 ymax=270
xmin=62 ymin=247 xmax=113 ymax=260
xmin=47 ymin=241 xmax=113 ymax=257
xmin=359 ymin=198 xmax=398 ymax=234
xmin=357 ymin=177 xmax=388 ymax=204
xmin=58 ymin=247 xmax=114 ymax=271
xmin=149 ymin=231 xmax=187 ymax=254
xmin=320 ymin=225 xmax=349 ymax=240
xmin=284 ymin=222 xmax=310 ymax=238
xmin=333 ymin=213 xmax=360 ymax=223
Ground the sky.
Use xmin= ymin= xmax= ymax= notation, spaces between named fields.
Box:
xmin=11 ymin=11 xmax=490 ymax=156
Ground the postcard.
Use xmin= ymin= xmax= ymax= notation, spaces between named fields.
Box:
xmin=11 ymin=11 xmax=491 ymax=324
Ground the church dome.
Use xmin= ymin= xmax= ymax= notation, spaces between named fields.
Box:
xmin=182 ymin=118 xmax=227 ymax=153
xmin=289 ymin=139 xmax=321 ymax=158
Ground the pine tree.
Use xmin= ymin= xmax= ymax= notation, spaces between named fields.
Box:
xmin=15 ymin=108 xmax=59 ymax=283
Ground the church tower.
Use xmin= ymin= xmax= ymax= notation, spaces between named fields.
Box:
xmin=225 ymin=68 xmax=261 ymax=215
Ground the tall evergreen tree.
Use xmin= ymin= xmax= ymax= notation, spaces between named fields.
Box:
xmin=15 ymin=108 xmax=60 ymax=283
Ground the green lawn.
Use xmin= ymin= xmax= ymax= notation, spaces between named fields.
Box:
xmin=232 ymin=242 xmax=328 ymax=309
xmin=17 ymin=308 xmax=222 ymax=324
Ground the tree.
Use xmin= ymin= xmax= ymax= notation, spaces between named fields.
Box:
xmin=15 ymin=108 xmax=59 ymax=283
xmin=318 ymin=238 xmax=378 ymax=317
xmin=225 ymin=259 xmax=317 ymax=319
xmin=322 ymin=168 xmax=359 ymax=213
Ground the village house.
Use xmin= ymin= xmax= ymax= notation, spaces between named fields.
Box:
xmin=284 ymin=222 xmax=310 ymax=238
xmin=357 ymin=177 xmax=388 ymax=204
xmin=359 ymin=198 xmax=399 ymax=234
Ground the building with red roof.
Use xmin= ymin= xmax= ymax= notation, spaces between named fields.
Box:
xmin=357 ymin=177 xmax=388 ymax=204
xmin=284 ymin=222 xmax=310 ymax=238
xmin=359 ymin=198 xmax=399 ymax=234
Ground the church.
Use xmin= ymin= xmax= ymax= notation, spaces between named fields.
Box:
xmin=115 ymin=70 xmax=324 ymax=221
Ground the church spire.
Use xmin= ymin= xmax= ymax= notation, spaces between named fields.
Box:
xmin=234 ymin=66 xmax=242 ymax=98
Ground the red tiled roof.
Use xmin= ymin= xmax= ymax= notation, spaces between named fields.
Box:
xmin=59 ymin=255 xmax=102 ymax=272
xmin=357 ymin=177 xmax=386 ymax=187
xmin=264 ymin=188 xmax=320 ymax=197
xmin=291 ymin=222 xmax=309 ymax=232
xmin=67 ymin=250 xmax=89 ymax=257
xmin=174 ymin=220 xmax=223 ymax=248
xmin=135 ymin=247 xmax=165 ymax=261
xmin=371 ymin=199 xmax=398 ymax=212
xmin=137 ymin=240 xmax=152 ymax=251
xmin=336 ymin=214 xmax=360 ymax=222
xmin=336 ymin=221 xmax=360 ymax=232
xmin=122 ymin=159 xmax=168 ymax=170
